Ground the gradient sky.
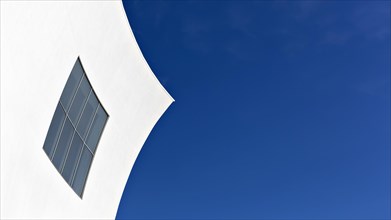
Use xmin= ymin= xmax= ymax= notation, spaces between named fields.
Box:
xmin=116 ymin=1 xmax=390 ymax=219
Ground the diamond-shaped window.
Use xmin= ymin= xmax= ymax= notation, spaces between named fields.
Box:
xmin=43 ymin=57 xmax=108 ymax=198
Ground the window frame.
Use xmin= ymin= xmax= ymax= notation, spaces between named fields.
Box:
xmin=43 ymin=57 xmax=109 ymax=198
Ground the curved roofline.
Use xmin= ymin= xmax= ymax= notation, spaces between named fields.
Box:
xmin=119 ymin=1 xmax=175 ymax=103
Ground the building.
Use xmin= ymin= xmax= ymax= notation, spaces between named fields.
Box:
xmin=0 ymin=1 xmax=174 ymax=219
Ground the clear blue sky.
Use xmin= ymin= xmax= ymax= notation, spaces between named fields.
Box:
xmin=116 ymin=1 xmax=390 ymax=219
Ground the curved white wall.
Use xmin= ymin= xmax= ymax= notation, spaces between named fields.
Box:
xmin=0 ymin=1 xmax=173 ymax=219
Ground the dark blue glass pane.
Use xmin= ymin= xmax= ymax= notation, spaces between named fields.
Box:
xmin=43 ymin=103 xmax=65 ymax=158
xmin=68 ymin=76 xmax=91 ymax=125
xmin=77 ymin=93 xmax=98 ymax=139
xmin=52 ymin=119 xmax=74 ymax=172
xmin=60 ymin=59 xmax=83 ymax=111
xmin=43 ymin=57 xmax=108 ymax=198
xmin=72 ymin=146 xmax=93 ymax=197
xmin=86 ymin=105 xmax=107 ymax=153
xmin=62 ymin=132 xmax=83 ymax=184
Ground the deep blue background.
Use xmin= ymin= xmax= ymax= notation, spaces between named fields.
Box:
xmin=117 ymin=1 xmax=390 ymax=219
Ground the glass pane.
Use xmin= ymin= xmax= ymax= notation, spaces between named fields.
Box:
xmin=77 ymin=93 xmax=98 ymax=139
xmin=68 ymin=76 xmax=91 ymax=125
xmin=62 ymin=132 xmax=83 ymax=184
xmin=72 ymin=146 xmax=93 ymax=197
xmin=60 ymin=59 xmax=83 ymax=111
xmin=86 ymin=105 xmax=108 ymax=154
xmin=52 ymin=119 xmax=74 ymax=171
xmin=43 ymin=103 xmax=66 ymax=158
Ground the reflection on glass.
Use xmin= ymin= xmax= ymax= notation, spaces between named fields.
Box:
xmin=43 ymin=103 xmax=65 ymax=158
xmin=77 ymin=93 xmax=98 ymax=139
xmin=62 ymin=132 xmax=83 ymax=183
xmin=60 ymin=59 xmax=83 ymax=111
xmin=52 ymin=119 xmax=74 ymax=171
xmin=72 ymin=146 xmax=93 ymax=196
xmin=69 ymin=76 xmax=91 ymax=125
xmin=86 ymin=105 xmax=108 ymax=153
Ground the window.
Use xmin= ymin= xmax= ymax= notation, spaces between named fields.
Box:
xmin=43 ymin=57 xmax=108 ymax=198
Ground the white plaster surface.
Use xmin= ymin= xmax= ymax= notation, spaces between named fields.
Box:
xmin=0 ymin=1 xmax=173 ymax=219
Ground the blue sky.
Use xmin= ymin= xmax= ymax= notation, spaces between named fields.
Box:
xmin=117 ymin=1 xmax=390 ymax=219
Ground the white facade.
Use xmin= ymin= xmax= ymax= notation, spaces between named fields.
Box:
xmin=0 ymin=1 xmax=173 ymax=219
